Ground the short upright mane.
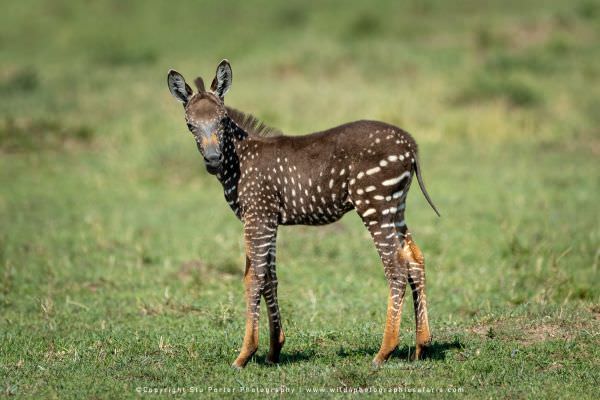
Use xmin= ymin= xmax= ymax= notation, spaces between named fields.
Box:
xmin=226 ymin=107 xmax=282 ymax=137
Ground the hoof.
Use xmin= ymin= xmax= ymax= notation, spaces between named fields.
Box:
xmin=371 ymin=356 xmax=387 ymax=369
xmin=232 ymin=348 xmax=257 ymax=369
xmin=231 ymin=362 xmax=245 ymax=370
xmin=265 ymin=353 xmax=280 ymax=365
xmin=412 ymin=344 xmax=430 ymax=361
xmin=414 ymin=336 xmax=432 ymax=361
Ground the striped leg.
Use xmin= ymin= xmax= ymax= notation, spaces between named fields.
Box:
xmin=232 ymin=255 xmax=260 ymax=368
xmin=232 ymin=220 xmax=277 ymax=369
xmin=263 ymin=235 xmax=285 ymax=364
xmin=401 ymin=231 xmax=432 ymax=359
xmin=361 ymin=214 xmax=408 ymax=367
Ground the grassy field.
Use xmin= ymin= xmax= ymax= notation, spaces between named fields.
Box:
xmin=1 ymin=0 xmax=599 ymax=398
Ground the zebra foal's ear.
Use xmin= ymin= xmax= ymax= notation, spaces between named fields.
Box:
xmin=167 ymin=69 xmax=193 ymax=104
xmin=210 ymin=59 xmax=232 ymax=99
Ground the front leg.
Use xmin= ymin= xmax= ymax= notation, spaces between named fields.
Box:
xmin=232 ymin=256 xmax=260 ymax=369
xmin=232 ymin=220 xmax=278 ymax=369
xmin=263 ymin=234 xmax=285 ymax=364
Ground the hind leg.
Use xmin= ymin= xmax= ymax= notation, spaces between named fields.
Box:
xmin=374 ymin=263 xmax=407 ymax=366
xmin=399 ymin=229 xmax=432 ymax=359
xmin=359 ymin=213 xmax=408 ymax=366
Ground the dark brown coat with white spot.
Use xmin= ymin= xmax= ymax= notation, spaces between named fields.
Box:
xmin=167 ymin=60 xmax=439 ymax=368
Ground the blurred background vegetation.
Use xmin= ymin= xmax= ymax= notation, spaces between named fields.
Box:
xmin=1 ymin=0 xmax=598 ymax=398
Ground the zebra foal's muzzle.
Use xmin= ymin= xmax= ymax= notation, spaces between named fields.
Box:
xmin=203 ymin=145 xmax=223 ymax=175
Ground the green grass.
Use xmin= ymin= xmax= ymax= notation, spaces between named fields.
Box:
xmin=1 ymin=0 xmax=599 ymax=398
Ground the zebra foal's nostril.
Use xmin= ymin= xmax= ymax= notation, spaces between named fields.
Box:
xmin=204 ymin=153 xmax=221 ymax=165
xmin=203 ymin=145 xmax=223 ymax=165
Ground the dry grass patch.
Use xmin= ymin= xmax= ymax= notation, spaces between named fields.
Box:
xmin=470 ymin=316 xmax=597 ymax=345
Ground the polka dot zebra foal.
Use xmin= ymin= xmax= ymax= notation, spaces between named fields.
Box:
xmin=167 ymin=60 xmax=440 ymax=369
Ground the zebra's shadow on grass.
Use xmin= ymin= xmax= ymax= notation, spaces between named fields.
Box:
xmin=331 ymin=340 xmax=462 ymax=363
xmin=252 ymin=340 xmax=461 ymax=366
xmin=392 ymin=340 xmax=463 ymax=361
xmin=253 ymin=349 xmax=317 ymax=366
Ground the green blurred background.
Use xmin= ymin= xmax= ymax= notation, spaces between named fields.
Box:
xmin=1 ymin=0 xmax=598 ymax=398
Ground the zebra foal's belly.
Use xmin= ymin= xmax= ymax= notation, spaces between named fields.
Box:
xmin=278 ymin=198 xmax=354 ymax=226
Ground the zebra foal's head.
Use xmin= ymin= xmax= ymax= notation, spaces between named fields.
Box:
xmin=167 ymin=60 xmax=233 ymax=175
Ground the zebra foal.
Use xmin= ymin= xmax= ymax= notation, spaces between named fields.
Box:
xmin=167 ymin=60 xmax=440 ymax=368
